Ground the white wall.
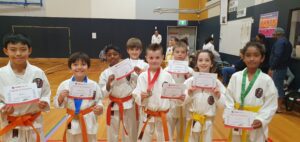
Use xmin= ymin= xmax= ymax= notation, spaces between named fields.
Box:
xmin=136 ymin=0 xmax=178 ymax=20
xmin=45 ymin=0 xmax=91 ymax=18
xmin=206 ymin=0 xmax=273 ymax=18
xmin=0 ymin=0 xmax=179 ymax=20
xmin=0 ymin=0 xmax=92 ymax=18
xmin=0 ymin=3 xmax=45 ymax=16
xmin=91 ymin=0 xmax=136 ymax=19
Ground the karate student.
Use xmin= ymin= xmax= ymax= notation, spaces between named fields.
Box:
xmin=225 ymin=41 xmax=277 ymax=142
xmin=126 ymin=37 xmax=148 ymax=87
xmin=132 ymin=43 xmax=184 ymax=142
xmin=126 ymin=37 xmax=148 ymax=141
xmin=164 ymin=41 xmax=194 ymax=142
xmin=98 ymin=45 xmax=137 ymax=142
xmin=54 ymin=52 xmax=104 ymax=142
xmin=165 ymin=36 xmax=179 ymax=63
xmin=184 ymin=50 xmax=226 ymax=142
xmin=0 ymin=33 xmax=51 ymax=142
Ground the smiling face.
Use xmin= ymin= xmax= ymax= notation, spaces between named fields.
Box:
xmin=196 ymin=52 xmax=213 ymax=73
xmin=146 ymin=50 xmax=163 ymax=71
xmin=71 ymin=59 xmax=88 ymax=80
xmin=127 ymin=47 xmax=142 ymax=60
xmin=243 ymin=46 xmax=264 ymax=70
xmin=106 ymin=49 xmax=121 ymax=66
xmin=4 ymin=42 xmax=31 ymax=66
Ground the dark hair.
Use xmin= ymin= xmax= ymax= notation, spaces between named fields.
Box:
xmin=180 ymin=37 xmax=189 ymax=45
xmin=126 ymin=37 xmax=142 ymax=49
xmin=105 ymin=44 xmax=121 ymax=54
xmin=241 ymin=41 xmax=265 ymax=56
xmin=256 ymin=33 xmax=266 ymax=43
xmin=170 ymin=36 xmax=179 ymax=42
xmin=68 ymin=52 xmax=91 ymax=69
xmin=173 ymin=41 xmax=188 ymax=52
xmin=146 ymin=43 xmax=163 ymax=55
xmin=204 ymin=37 xmax=214 ymax=44
xmin=3 ymin=33 xmax=32 ymax=48
xmin=194 ymin=50 xmax=216 ymax=73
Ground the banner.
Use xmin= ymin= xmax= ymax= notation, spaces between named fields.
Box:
xmin=258 ymin=11 xmax=279 ymax=38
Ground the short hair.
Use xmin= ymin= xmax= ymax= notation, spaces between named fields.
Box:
xmin=126 ymin=38 xmax=142 ymax=49
xmin=68 ymin=52 xmax=91 ymax=69
xmin=3 ymin=33 xmax=32 ymax=48
xmin=180 ymin=37 xmax=189 ymax=45
xmin=146 ymin=43 xmax=163 ymax=55
xmin=194 ymin=50 xmax=216 ymax=73
xmin=241 ymin=41 xmax=265 ymax=56
xmin=204 ymin=37 xmax=214 ymax=44
xmin=256 ymin=33 xmax=266 ymax=43
xmin=105 ymin=44 xmax=121 ymax=54
xmin=274 ymin=27 xmax=285 ymax=35
xmin=170 ymin=36 xmax=179 ymax=42
xmin=173 ymin=41 xmax=188 ymax=52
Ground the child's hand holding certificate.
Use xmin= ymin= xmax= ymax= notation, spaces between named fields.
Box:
xmin=167 ymin=60 xmax=189 ymax=74
xmin=68 ymin=82 xmax=94 ymax=99
xmin=110 ymin=58 xmax=134 ymax=80
xmin=4 ymin=83 xmax=39 ymax=106
xmin=192 ymin=72 xmax=218 ymax=89
xmin=223 ymin=109 xmax=256 ymax=129
xmin=161 ymin=83 xmax=186 ymax=100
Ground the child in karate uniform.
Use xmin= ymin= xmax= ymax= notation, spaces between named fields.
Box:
xmin=164 ymin=41 xmax=194 ymax=142
xmin=98 ymin=45 xmax=137 ymax=142
xmin=132 ymin=44 xmax=185 ymax=142
xmin=0 ymin=33 xmax=51 ymax=142
xmin=184 ymin=50 xmax=226 ymax=142
xmin=54 ymin=52 xmax=103 ymax=142
xmin=126 ymin=37 xmax=148 ymax=141
xmin=224 ymin=41 xmax=277 ymax=142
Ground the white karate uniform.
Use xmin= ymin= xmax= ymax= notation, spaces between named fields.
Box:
xmin=224 ymin=69 xmax=278 ymax=142
xmin=151 ymin=34 xmax=162 ymax=44
xmin=54 ymin=77 xmax=103 ymax=142
xmin=0 ymin=62 xmax=51 ymax=142
xmin=129 ymin=58 xmax=149 ymax=89
xmin=184 ymin=77 xmax=226 ymax=142
xmin=164 ymin=66 xmax=194 ymax=142
xmin=132 ymin=68 xmax=177 ymax=142
xmin=202 ymin=43 xmax=222 ymax=62
xmin=129 ymin=58 xmax=149 ymax=140
xmin=98 ymin=68 xmax=137 ymax=142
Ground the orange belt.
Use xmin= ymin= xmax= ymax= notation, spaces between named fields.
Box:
xmin=63 ymin=105 xmax=94 ymax=142
xmin=138 ymin=109 xmax=169 ymax=141
xmin=0 ymin=111 xmax=41 ymax=142
xmin=106 ymin=95 xmax=133 ymax=135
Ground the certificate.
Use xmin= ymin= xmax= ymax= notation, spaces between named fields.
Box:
xmin=167 ymin=60 xmax=189 ymax=74
xmin=223 ymin=109 xmax=256 ymax=129
xmin=161 ymin=83 xmax=186 ymax=99
xmin=130 ymin=59 xmax=145 ymax=69
xmin=4 ymin=83 xmax=39 ymax=106
xmin=68 ymin=82 xmax=94 ymax=99
xmin=110 ymin=58 xmax=134 ymax=80
xmin=192 ymin=72 xmax=217 ymax=89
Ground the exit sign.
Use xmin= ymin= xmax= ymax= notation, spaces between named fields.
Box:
xmin=178 ymin=20 xmax=188 ymax=26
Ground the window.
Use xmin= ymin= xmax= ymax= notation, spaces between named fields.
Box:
xmin=289 ymin=9 xmax=300 ymax=58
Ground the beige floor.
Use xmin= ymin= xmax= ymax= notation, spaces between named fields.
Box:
xmin=0 ymin=58 xmax=299 ymax=142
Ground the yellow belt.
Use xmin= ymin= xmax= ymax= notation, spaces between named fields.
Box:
xmin=184 ymin=112 xmax=206 ymax=142
xmin=229 ymin=103 xmax=261 ymax=142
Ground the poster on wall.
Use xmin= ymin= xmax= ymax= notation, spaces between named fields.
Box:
xmin=229 ymin=0 xmax=238 ymax=12
xmin=220 ymin=0 xmax=228 ymax=24
xmin=258 ymin=11 xmax=279 ymax=38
